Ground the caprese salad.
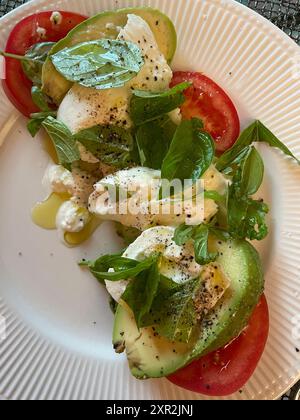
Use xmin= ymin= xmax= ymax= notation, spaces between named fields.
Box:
xmin=1 ymin=7 xmax=299 ymax=397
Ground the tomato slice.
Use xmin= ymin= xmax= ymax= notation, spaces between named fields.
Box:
xmin=2 ymin=11 xmax=87 ymax=117
xmin=168 ymin=294 xmax=269 ymax=397
xmin=171 ymin=72 xmax=240 ymax=154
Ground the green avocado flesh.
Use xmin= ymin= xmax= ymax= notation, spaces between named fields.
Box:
xmin=112 ymin=239 xmax=264 ymax=379
xmin=42 ymin=7 xmax=177 ymax=104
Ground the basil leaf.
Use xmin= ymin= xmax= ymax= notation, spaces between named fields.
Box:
xmin=209 ymin=227 xmax=231 ymax=242
xmin=27 ymin=111 xmax=57 ymax=137
xmin=135 ymin=115 xmax=177 ymax=169
xmin=31 ymin=86 xmax=51 ymax=112
xmin=161 ymin=118 xmax=214 ymax=184
xmin=173 ymin=223 xmax=219 ymax=264
xmin=42 ymin=116 xmax=80 ymax=167
xmin=115 ymin=223 xmax=141 ymax=246
xmin=79 ymin=253 xmax=134 ymax=284
xmin=122 ymin=260 xmax=161 ymax=328
xmin=1 ymin=42 xmax=54 ymax=86
xmin=130 ymin=82 xmax=190 ymax=126
xmin=74 ymin=124 xmax=135 ymax=169
xmin=84 ymin=254 xmax=159 ymax=282
xmin=193 ymin=225 xmax=218 ymax=265
xmin=204 ymin=190 xmax=225 ymax=203
xmin=173 ymin=224 xmax=194 ymax=246
xmin=141 ymin=276 xmax=201 ymax=343
xmin=227 ymin=185 xmax=269 ymax=241
xmin=23 ymin=42 xmax=55 ymax=85
xmin=217 ymin=120 xmax=299 ymax=171
xmin=239 ymin=146 xmax=264 ymax=196
xmin=50 ymin=39 xmax=144 ymax=89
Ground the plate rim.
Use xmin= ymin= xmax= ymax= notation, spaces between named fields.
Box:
xmin=0 ymin=0 xmax=300 ymax=400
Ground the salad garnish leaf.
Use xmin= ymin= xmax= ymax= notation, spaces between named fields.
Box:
xmin=227 ymin=186 xmax=269 ymax=241
xmin=80 ymin=254 xmax=159 ymax=282
xmin=74 ymin=124 xmax=135 ymax=168
xmin=135 ymin=115 xmax=177 ymax=169
xmin=42 ymin=116 xmax=80 ymax=168
xmin=31 ymin=86 xmax=51 ymax=112
xmin=193 ymin=225 xmax=218 ymax=265
xmin=238 ymin=146 xmax=264 ymax=196
xmin=204 ymin=190 xmax=226 ymax=203
xmin=1 ymin=42 xmax=55 ymax=86
xmin=173 ymin=224 xmax=219 ymax=265
xmin=50 ymin=39 xmax=144 ymax=89
xmin=139 ymin=275 xmax=201 ymax=343
xmin=217 ymin=120 xmax=299 ymax=171
xmin=130 ymin=82 xmax=190 ymax=125
xmin=27 ymin=111 xmax=57 ymax=137
xmin=161 ymin=118 xmax=215 ymax=184
xmin=115 ymin=223 xmax=141 ymax=247
xmin=22 ymin=42 xmax=55 ymax=86
xmin=122 ymin=260 xmax=161 ymax=328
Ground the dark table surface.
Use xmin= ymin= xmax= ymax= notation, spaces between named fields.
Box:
xmin=0 ymin=0 xmax=299 ymax=400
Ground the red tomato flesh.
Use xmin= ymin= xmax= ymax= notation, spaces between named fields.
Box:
xmin=171 ymin=72 xmax=240 ymax=153
xmin=168 ymin=294 xmax=269 ymax=397
xmin=2 ymin=11 xmax=87 ymax=117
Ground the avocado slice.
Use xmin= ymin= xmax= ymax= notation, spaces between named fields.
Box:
xmin=42 ymin=7 xmax=177 ymax=104
xmin=112 ymin=239 xmax=264 ymax=379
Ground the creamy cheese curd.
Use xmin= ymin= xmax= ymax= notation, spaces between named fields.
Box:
xmin=56 ymin=201 xmax=90 ymax=233
xmin=57 ymin=14 xmax=173 ymax=134
xmin=42 ymin=163 xmax=101 ymax=235
xmin=89 ymin=165 xmax=228 ymax=230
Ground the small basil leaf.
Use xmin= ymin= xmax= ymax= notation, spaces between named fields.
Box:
xmin=50 ymin=39 xmax=144 ymax=89
xmin=115 ymin=223 xmax=141 ymax=246
xmin=27 ymin=111 xmax=57 ymax=137
xmin=204 ymin=190 xmax=225 ymax=203
xmin=135 ymin=115 xmax=177 ymax=169
xmin=122 ymin=260 xmax=161 ymax=328
xmin=31 ymin=86 xmax=51 ymax=112
xmin=209 ymin=227 xmax=231 ymax=242
xmin=161 ymin=118 xmax=214 ymax=184
xmin=130 ymin=82 xmax=190 ymax=125
xmin=85 ymin=254 xmax=158 ymax=282
xmin=227 ymin=185 xmax=269 ymax=241
xmin=42 ymin=116 xmax=80 ymax=167
xmin=173 ymin=224 xmax=195 ymax=246
xmin=193 ymin=225 xmax=218 ymax=265
xmin=22 ymin=42 xmax=55 ymax=85
xmin=217 ymin=120 xmax=299 ymax=171
xmin=239 ymin=146 xmax=264 ymax=196
xmin=140 ymin=276 xmax=201 ymax=343
xmin=74 ymin=125 xmax=134 ymax=169
xmin=79 ymin=253 xmax=135 ymax=284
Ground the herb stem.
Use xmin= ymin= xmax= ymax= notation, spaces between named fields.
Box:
xmin=0 ymin=50 xmax=44 ymax=64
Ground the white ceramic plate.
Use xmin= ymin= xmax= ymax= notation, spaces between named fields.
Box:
xmin=0 ymin=0 xmax=300 ymax=401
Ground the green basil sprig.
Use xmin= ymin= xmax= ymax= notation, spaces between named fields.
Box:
xmin=50 ymin=39 xmax=144 ymax=89
xmin=217 ymin=120 xmax=299 ymax=171
xmin=161 ymin=118 xmax=215 ymax=184
xmin=42 ymin=116 xmax=80 ymax=168
xmin=130 ymin=82 xmax=190 ymax=126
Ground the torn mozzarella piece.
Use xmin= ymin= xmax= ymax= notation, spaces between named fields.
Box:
xmin=56 ymin=200 xmax=90 ymax=233
xmin=42 ymin=164 xmax=75 ymax=195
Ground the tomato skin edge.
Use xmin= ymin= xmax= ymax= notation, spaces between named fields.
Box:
xmin=167 ymin=295 xmax=269 ymax=397
xmin=171 ymin=71 xmax=240 ymax=154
